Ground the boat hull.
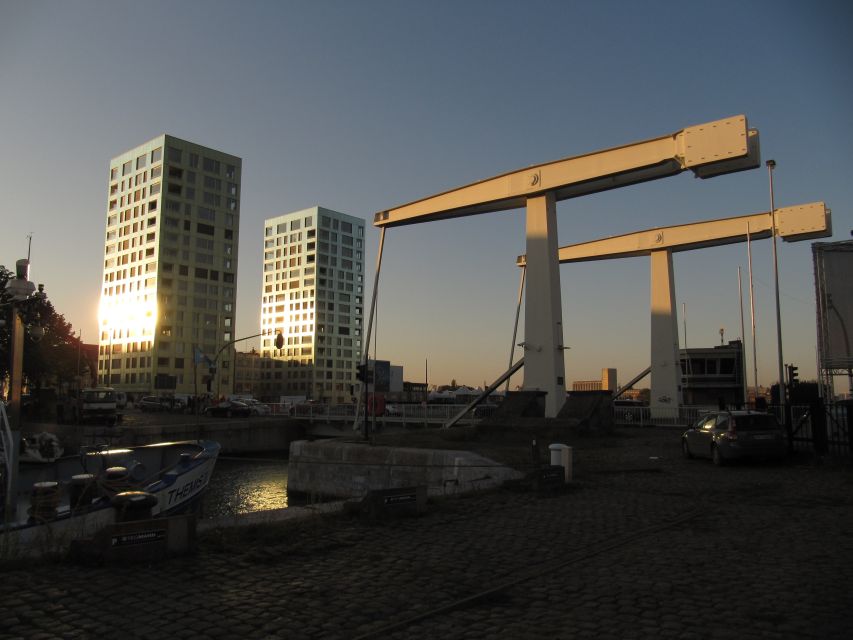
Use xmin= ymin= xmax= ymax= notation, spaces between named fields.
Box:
xmin=2 ymin=440 xmax=219 ymax=558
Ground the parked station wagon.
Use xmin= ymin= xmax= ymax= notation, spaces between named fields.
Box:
xmin=682 ymin=411 xmax=787 ymax=466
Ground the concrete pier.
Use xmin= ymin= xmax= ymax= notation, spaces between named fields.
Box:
xmin=288 ymin=439 xmax=523 ymax=498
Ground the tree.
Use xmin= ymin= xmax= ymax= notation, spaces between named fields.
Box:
xmin=1 ymin=265 xmax=82 ymax=392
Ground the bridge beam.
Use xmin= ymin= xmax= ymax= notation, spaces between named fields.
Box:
xmin=374 ymin=116 xmax=759 ymax=228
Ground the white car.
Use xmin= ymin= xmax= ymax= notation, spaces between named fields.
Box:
xmin=245 ymin=399 xmax=271 ymax=416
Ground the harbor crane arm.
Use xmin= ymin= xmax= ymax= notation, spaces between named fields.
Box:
xmin=374 ymin=115 xmax=760 ymax=228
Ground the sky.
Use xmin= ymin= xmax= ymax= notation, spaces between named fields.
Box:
xmin=1 ymin=0 xmax=852 ymax=392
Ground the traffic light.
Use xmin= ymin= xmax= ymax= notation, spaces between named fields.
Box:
xmin=788 ymin=364 xmax=799 ymax=386
xmin=356 ymin=363 xmax=367 ymax=382
xmin=274 ymin=332 xmax=284 ymax=350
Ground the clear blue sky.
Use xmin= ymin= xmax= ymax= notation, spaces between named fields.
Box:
xmin=2 ymin=0 xmax=851 ymax=390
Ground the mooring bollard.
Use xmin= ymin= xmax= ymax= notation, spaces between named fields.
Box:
xmin=549 ymin=443 xmax=573 ymax=483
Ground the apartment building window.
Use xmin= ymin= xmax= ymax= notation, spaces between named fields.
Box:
xmin=203 ymin=157 xmax=220 ymax=173
xmin=167 ymin=148 xmax=182 ymax=163
xmin=151 ymin=148 xmax=162 ymax=163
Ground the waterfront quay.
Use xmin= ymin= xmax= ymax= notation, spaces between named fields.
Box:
xmin=2 ymin=427 xmax=852 ymax=639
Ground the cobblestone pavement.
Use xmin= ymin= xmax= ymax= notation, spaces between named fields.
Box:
xmin=2 ymin=428 xmax=852 ymax=639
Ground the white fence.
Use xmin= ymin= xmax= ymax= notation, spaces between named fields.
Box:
xmin=262 ymin=402 xmax=497 ymax=426
xmin=612 ymin=405 xmax=712 ymax=428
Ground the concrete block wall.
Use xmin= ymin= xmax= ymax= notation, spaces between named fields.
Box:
xmin=288 ymin=440 xmax=522 ymax=499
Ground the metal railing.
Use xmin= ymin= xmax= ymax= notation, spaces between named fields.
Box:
xmin=612 ymin=405 xmax=710 ymax=428
xmin=265 ymin=402 xmax=498 ymax=426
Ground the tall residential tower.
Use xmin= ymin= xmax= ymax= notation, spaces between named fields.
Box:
xmin=260 ymin=207 xmax=365 ymax=404
xmin=98 ymin=136 xmax=241 ymax=397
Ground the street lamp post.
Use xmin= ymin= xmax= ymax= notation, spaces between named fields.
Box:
xmin=211 ymin=330 xmax=284 ymax=399
xmin=2 ymin=258 xmax=41 ymax=526
xmin=3 ymin=259 xmax=37 ymax=431
xmin=767 ymin=160 xmax=786 ymax=425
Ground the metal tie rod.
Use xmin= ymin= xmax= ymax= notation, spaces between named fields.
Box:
xmin=443 ymin=358 xmax=525 ymax=429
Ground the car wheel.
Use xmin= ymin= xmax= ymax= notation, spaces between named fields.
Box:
xmin=712 ymin=445 xmax=725 ymax=466
xmin=682 ymin=438 xmax=693 ymax=459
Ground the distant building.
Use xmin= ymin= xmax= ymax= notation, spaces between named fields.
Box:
xmin=572 ymin=368 xmax=618 ymax=392
xmin=366 ymin=359 xmax=403 ymax=395
xmin=97 ymin=136 xmax=241 ymax=397
xmin=233 ymin=349 xmax=287 ymax=400
xmin=680 ymin=340 xmax=745 ymax=408
xmin=620 ymin=387 xmax=649 ymax=403
xmin=260 ymin=207 xmax=365 ymax=404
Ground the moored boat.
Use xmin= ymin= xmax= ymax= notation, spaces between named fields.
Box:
xmin=2 ymin=439 xmax=220 ymax=558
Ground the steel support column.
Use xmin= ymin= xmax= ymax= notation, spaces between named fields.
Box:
xmin=650 ymin=250 xmax=681 ymax=414
xmin=523 ymin=193 xmax=566 ymax=417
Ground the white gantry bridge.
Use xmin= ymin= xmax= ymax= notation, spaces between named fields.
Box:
xmin=362 ymin=115 xmax=767 ymax=420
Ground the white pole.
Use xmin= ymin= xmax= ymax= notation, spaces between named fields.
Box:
xmin=747 ymin=222 xmax=759 ymax=405
xmin=738 ymin=266 xmax=748 ymax=407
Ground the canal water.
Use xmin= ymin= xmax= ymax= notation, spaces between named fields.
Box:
xmin=201 ymin=456 xmax=291 ymax=518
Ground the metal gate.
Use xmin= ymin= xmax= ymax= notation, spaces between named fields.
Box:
xmin=789 ymin=401 xmax=852 ymax=460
